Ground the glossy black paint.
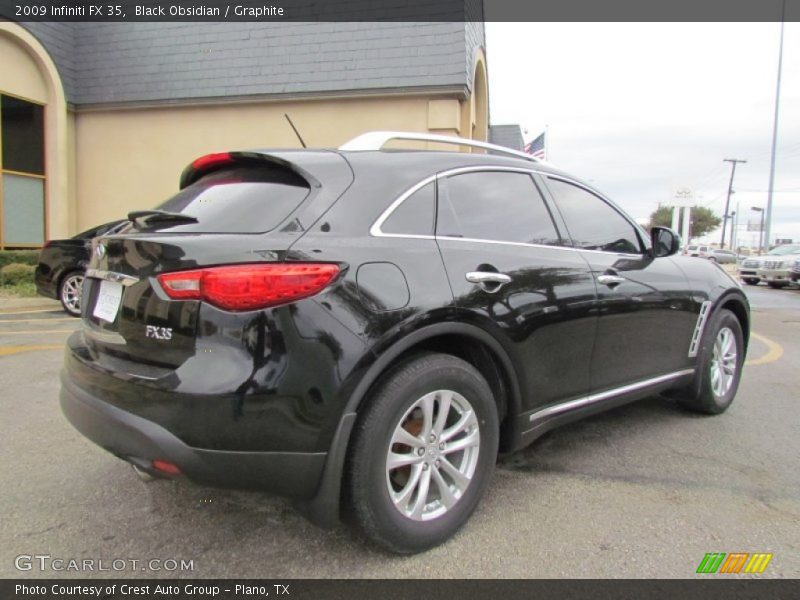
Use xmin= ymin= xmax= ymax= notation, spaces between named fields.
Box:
xmin=61 ymin=148 xmax=750 ymax=522
xmin=34 ymin=220 xmax=125 ymax=299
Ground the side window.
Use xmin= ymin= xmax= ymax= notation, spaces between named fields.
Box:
xmin=381 ymin=182 xmax=434 ymax=236
xmin=437 ymin=171 xmax=561 ymax=245
xmin=546 ymin=177 xmax=643 ymax=254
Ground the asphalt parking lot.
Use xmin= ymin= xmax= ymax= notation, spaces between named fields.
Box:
xmin=1 ymin=284 xmax=798 ymax=579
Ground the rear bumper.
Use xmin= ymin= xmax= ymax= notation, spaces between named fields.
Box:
xmin=60 ymin=371 xmax=326 ymax=498
xmin=34 ymin=266 xmax=57 ymax=299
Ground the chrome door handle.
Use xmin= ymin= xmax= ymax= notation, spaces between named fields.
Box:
xmin=596 ymin=274 xmax=626 ymax=286
xmin=465 ymin=271 xmax=512 ymax=292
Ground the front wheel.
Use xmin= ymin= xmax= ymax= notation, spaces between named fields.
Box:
xmin=673 ymin=308 xmax=744 ymax=415
xmin=59 ymin=271 xmax=84 ymax=317
xmin=743 ymin=278 xmax=760 ymax=285
xmin=345 ymin=353 xmax=499 ymax=554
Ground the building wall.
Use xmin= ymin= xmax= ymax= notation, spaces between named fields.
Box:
xmin=4 ymin=22 xmax=489 ymax=239
xmin=0 ymin=24 xmax=71 ymax=245
xmin=74 ymin=93 xmax=470 ymax=230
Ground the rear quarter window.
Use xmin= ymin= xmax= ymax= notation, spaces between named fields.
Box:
xmin=147 ymin=166 xmax=310 ymax=233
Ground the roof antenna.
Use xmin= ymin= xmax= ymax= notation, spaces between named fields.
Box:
xmin=284 ymin=114 xmax=307 ymax=148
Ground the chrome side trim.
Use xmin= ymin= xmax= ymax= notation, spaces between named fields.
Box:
xmin=85 ymin=268 xmax=139 ymax=287
xmin=339 ymin=131 xmax=544 ymax=164
xmin=527 ymin=369 xmax=696 ymax=423
xmin=688 ymin=300 xmax=712 ymax=358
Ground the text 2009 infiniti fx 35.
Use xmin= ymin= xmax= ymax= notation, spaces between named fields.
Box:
xmin=61 ymin=131 xmax=749 ymax=554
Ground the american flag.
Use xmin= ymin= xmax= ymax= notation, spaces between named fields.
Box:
xmin=524 ymin=132 xmax=546 ymax=159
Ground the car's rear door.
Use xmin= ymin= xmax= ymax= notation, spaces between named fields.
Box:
xmin=541 ymin=175 xmax=697 ymax=391
xmin=434 ymin=167 xmax=597 ymax=415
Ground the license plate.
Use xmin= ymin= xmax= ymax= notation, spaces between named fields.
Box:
xmin=92 ymin=280 xmax=123 ymax=323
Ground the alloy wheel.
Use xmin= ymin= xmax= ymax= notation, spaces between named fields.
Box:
xmin=61 ymin=274 xmax=84 ymax=315
xmin=710 ymin=326 xmax=737 ymax=398
xmin=385 ymin=390 xmax=480 ymax=521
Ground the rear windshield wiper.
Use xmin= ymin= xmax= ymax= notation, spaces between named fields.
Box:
xmin=127 ymin=210 xmax=199 ymax=228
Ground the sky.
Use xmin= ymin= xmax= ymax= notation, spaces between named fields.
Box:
xmin=486 ymin=22 xmax=800 ymax=247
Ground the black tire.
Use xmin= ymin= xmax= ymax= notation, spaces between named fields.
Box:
xmin=673 ymin=309 xmax=744 ymax=415
xmin=345 ymin=352 xmax=499 ymax=554
xmin=767 ymin=281 xmax=787 ymax=289
xmin=59 ymin=271 xmax=84 ymax=317
xmin=743 ymin=278 xmax=760 ymax=286
xmin=707 ymin=256 xmax=717 ymax=263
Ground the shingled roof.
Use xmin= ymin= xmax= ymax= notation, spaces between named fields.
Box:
xmin=23 ymin=22 xmax=485 ymax=107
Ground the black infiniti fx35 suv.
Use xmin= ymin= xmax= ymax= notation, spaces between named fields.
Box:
xmin=61 ymin=131 xmax=749 ymax=553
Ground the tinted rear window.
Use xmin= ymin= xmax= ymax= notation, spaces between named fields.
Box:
xmin=148 ymin=167 xmax=310 ymax=233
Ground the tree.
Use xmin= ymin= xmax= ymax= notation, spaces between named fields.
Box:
xmin=648 ymin=206 xmax=721 ymax=239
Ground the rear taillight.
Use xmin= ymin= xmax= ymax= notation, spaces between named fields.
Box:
xmin=156 ymin=263 xmax=340 ymax=311
xmin=151 ymin=459 xmax=181 ymax=476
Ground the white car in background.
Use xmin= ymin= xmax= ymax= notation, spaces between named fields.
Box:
xmin=683 ymin=245 xmax=737 ymax=264
xmin=739 ymin=244 xmax=800 ymax=288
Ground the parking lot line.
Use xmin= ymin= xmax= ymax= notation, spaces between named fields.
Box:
xmin=745 ymin=332 xmax=784 ymax=367
xmin=0 ymin=329 xmax=76 ymax=335
xmin=0 ymin=344 xmax=64 ymax=357
xmin=0 ymin=317 xmax=77 ymax=324
xmin=0 ymin=308 xmax=61 ymax=315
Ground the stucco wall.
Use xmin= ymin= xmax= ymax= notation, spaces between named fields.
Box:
xmin=74 ymin=94 xmax=468 ymax=230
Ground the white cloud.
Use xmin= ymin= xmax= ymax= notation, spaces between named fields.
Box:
xmin=487 ymin=22 xmax=800 ymax=245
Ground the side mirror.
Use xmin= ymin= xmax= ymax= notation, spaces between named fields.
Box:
xmin=651 ymin=226 xmax=681 ymax=258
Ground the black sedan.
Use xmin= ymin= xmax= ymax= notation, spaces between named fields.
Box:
xmin=35 ymin=220 xmax=126 ymax=315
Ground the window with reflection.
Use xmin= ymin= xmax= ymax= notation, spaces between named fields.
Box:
xmin=1 ymin=94 xmax=45 ymax=248
xmin=437 ymin=171 xmax=561 ymax=245
xmin=382 ymin=182 xmax=435 ymax=236
xmin=546 ymin=177 xmax=642 ymax=254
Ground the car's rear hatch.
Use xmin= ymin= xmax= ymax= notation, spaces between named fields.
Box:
xmin=79 ymin=150 xmax=352 ymax=375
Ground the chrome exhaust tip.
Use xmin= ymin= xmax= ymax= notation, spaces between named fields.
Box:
xmin=131 ymin=463 xmax=156 ymax=482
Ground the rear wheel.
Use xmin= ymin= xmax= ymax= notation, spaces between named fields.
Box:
xmin=743 ymin=278 xmax=760 ymax=285
xmin=59 ymin=271 xmax=84 ymax=317
xmin=345 ymin=353 xmax=499 ymax=554
xmin=767 ymin=281 xmax=787 ymax=289
xmin=673 ymin=309 xmax=744 ymax=415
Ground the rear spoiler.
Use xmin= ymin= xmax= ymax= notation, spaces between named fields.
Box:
xmin=179 ymin=151 xmax=321 ymax=190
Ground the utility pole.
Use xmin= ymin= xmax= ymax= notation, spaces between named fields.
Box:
xmin=721 ymin=158 xmax=746 ymax=249
xmin=765 ymin=0 xmax=786 ymax=251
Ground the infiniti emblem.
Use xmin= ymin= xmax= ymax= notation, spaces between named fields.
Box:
xmin=95 ymin=244 xmax=106 ymax=259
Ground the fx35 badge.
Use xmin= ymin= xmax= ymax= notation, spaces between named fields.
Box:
xmin=146 ymin=325 xmax=173 ymax=341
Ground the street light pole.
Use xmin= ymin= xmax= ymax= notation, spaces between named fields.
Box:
xmin=765 ymin=0 xmax=786 ymax=251
xmin=721 ymin=158 xmax=747 ymax=249
xmin=752 ymin=206 xmax=765 ymax=255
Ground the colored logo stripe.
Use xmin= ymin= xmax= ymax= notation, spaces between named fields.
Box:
xmin=696 ymin=552 xmax=773 ymax=574
xmin=697 ymin=553 xmax=726 ymax=573
xmin=719 ymin=553 xmax=749 ymax=573
xmin=744 ymin=553 xmax=773 ymax=574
